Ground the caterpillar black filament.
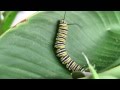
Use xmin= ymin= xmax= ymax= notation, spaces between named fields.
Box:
xmin=54 ymin=19 xmax=85 ymax=72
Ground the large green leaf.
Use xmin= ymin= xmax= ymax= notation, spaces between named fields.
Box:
xmin=0 ymin=11 xmax=120 ymax=79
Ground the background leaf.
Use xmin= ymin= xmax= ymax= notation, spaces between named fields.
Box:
xmin=0 ymin=11 xmax=120 ymax=78
xmin=99 ymin=65 xmax=120 ymax=79
xmin=0 ymin=11 xmax=18 ymax=35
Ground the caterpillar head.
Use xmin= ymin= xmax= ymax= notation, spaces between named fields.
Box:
xmin=59 ymin=19 xmax=68 ymax=29
xmin=60 ymin=19 xmax=67 ymax=24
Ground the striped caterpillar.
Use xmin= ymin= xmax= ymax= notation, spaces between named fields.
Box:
xmin=54 ymin=12 xmax=86 ymax=73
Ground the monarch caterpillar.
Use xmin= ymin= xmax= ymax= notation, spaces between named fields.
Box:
xmin=54 ymin=12 xmax=85 ymax=72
